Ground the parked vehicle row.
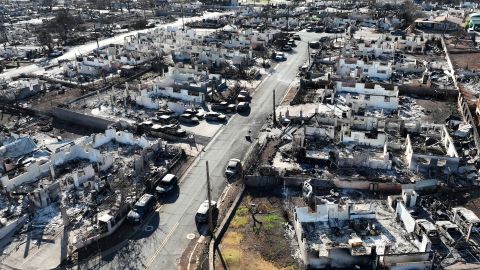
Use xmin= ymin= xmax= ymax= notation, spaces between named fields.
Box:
xmin=127 ymin=173 xmax=179 ymax=224
xmin=205 ymin=112 xmax=227 ymax=122
xmin=210 ymin=100 xmax=250 ymax=114
xmin=138 ymin=121 xmax=187 ymax=137
xmin=413 ymin=206 xmax=480 ymax=246
xmin=127 ymin=157 xmax=243 ymax=235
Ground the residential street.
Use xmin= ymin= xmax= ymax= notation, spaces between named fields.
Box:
xmin=75 ymin=31 xmax=318 ymax=270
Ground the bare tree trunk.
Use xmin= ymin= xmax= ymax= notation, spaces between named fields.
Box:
xmin=249 ymin=207 xmax=262 ymax=231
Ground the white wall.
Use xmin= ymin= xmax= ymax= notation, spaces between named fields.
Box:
xmin=441 ymin=125 xmax=458 ymax=157
xmin=305 ymin=126 xmax=335 ymax=139
xmin=342 ymin=131 xmax=387 ymax=148
xmin=358 ymin=41 xmax=395 ymax=57
xmin=346 ymin=94 xmax=399 ymax=111
xmin=336 ymin=82 xmax=398 ymax=97
xmin=153 ymin=86 xmax=204 ymax=104
xmin=295 ymin=203 xmax=374 ymax=223
xmin=133 ymin=87 xmax=204 ymax=107
xmin=337 ymin=59 xmax=392 ymax=80
xmin=92 ymin=128 xmax=150 ymax=149
xmin=338 ymin=148 xmax=392 ymax=170
xmin=73 ymin=165 xmax=95 ymax=188
xmin=396 ymin=201 xmax=415 ymax=233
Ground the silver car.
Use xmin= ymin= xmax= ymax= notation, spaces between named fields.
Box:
xmin=225 ymin=159 xmax=242 ymax=178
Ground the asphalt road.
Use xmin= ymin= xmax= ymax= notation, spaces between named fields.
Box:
xmin=75 ymin=31 xmax=324 ymax=270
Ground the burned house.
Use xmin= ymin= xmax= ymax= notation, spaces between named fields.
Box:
xmin=404 ymin=125 xmax=459 ymax=177
xmin=336 ymin=78 xmax=400 ymax=113
xmin=0 ymin=127 xmax=184 ymax=268
xmin=292 ymin=190 xmax=434 ymax=269
xmin=414 ymin=16 xmax=460 ymax=32
xmin=336 ymin=58 xmax=393 ymax=81
xmin=0 ymin=78 xmax=46 ymax=101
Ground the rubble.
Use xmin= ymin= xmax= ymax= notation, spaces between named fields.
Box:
xmin=3 ymin=0 xmax=480 ymax=269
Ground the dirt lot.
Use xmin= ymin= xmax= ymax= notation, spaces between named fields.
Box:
xmin=446 ymin=38 xmax=473 ymax=50
xmin=460 ymin=190 xmax=480 ymax=218
xmin=415 ymin=98 xmax=460 ymax=123
xmin=445 ymin=36 xmax=480 ymax=70
xmin=215 ymin=190 xmax=299 ymax=270
xmin=27 ymin=86 xmax=86 ymax=113
xmin=449 ymin=52 xmax=480 ymax=71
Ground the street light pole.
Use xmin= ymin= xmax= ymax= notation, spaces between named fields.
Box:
xmin=307 ymin=41 xmax=310 ymax=66
xmin=181 ymin=0 xmax=185 ymax=31
xmin=273 ymin=89 xmax=277 ymax=125
xmin=206 ymin=161 xmax=214 ymax=237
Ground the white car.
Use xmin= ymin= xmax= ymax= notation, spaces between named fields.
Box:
xmin=225 ymin=159 xmax=242 ymax=178
xmin=195 ymin=200 xmax=217 ymax=223
xmin=275 ymin=52 xmax=286 ymax=61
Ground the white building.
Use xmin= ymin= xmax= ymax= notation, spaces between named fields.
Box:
xmin=342 ymin=130 xmax=387 ymax=148
xmin=395 ymin=35 xmax=426 ymax=53
xmin=336 ymin=82 xmax=399 ymax=97
xmin=345 ymin=93 xmax=399 ymax=111
xmin=77 ymin=56 xmax=112 ymax=77
xmin=337 ymin=58 xmax=393 ymax=80
xmin=357 ymin=40 xmax=395 ymax=58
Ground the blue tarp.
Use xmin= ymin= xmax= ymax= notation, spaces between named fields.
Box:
xmin=2 ymin=136 xmax=38 ymax=158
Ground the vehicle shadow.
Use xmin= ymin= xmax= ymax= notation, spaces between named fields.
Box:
xmin=195 ymin=208 xmax=219 ymax=236
xmin=130 ymin=211 xmax=160 ymax=241
xmin=179 ymin=121 xmax=200 ymax=127
xmin=226 ymin=174 xmax=242 ymax=184
xmin=157 ymin=185 xmax=180 ymax=204
xmin=204 ymin=119 xmax=226 ymax=125
xmin=237 ymin=107 xmax=251 ymax=117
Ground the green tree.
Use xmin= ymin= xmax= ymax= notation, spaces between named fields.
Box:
xmin=0 ymin=14 xmax=8 ymax=46
xmin=37 ymin=30 xmax=53 ymax=52
xmin=139 ymin=0 xmax=156 ymax=17
xmin=48 ymin=9 xmax=79 ymax=44
xmin=397 ymin=0 xmax=423 ymax=26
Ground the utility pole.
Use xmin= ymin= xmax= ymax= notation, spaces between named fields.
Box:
xmin=286 ymin=4 xmax=289 ymax=31
xmin=181 ymin=0 xmax=185 ymax=31
xmin=273 ymin=89 xmax=277 ymax=125
xmin=307 ymin=41 xmax=311 ymax=66
xmin=94 ymin=24 xmax=100 ymax=57
xmin=206 ymin=161 xmax=214 ymax=237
